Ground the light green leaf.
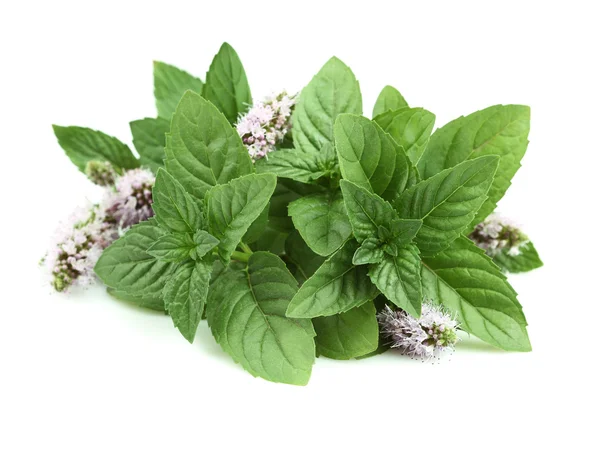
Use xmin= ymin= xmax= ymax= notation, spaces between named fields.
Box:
xmin=372 ymin=85 xmax=408 ymax=118
xmin=147 ymin=233 xmax=196 ymax=262
xmin=393 ymin=156 xmax=499 ymax=256
xmin=130 ymin=117 xmax=170 ymax=172
xmin=493 ymin=241 xmax=543 ymax=274
xmin=313 ymin=301 xmax=379 ymax=360
xmin=52 ymin=125 xmax=139 ymax=173
xmin=288 ymin=191 xmax=352 ymax=256
xmin=164 ymin=259 xmax=212 ymax=343
xmin=286 ymin=240 xmax=378 ymax=318
xmin=203 ymin=42 xmax=252 ymax=124
xmin=153 ymin=61 xmax=204 ymax=119
xmin=421 ymin=236 xmax=530 ymax=351
xmin=95 ymin=220 xmax=176 ymax=296
xmin=107 ymin=288 xmax=165 ymax=312
xmin=207 ymin=252 xmax=316 ymax=385
xmin=335 ymin=114 xmax=418 ymax=202
xmin=352 ymin=238 xmax=384 ymax=265
xmin=255 ymin=148 xmax=330 ymax=183
xmin=284 ymin=231 xmax=326 ymax=284
xmin=339 ymin=179 xmax=397 ymax=243
xmin=206 ymin=173 xmax=277 ymax=263
xmin=368 ymin=244 xmax=422 ymax=317
xmin=417 ymin=105 xmax=530 ymax=225
xmin=164 ymin=91 xmax=253 ymax=200
xmin=374 ymin=107 xmax=435 ymax=164
xmin=293 ymin=57 xmax=362 ymax=154
xmin=152 ymin=169 xmax=203 ymax=233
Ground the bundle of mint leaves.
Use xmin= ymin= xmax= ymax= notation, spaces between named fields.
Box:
xmin=50 ymin=42 xmax=543 ymax=385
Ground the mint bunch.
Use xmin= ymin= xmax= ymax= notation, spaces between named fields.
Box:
xmin=51 ymin=42 xmax=542 ymax=385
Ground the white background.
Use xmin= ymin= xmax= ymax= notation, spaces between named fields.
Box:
xmin=1 ymin=1 xmax=598 ymax=448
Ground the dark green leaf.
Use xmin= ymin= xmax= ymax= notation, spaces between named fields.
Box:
xmin=288 ymin=190 xmax=352 ymax=256
xmin=255 ymin=148 xmax=330 ymax=183
xmin=164 ymin=91 xmax=253 ymax=200
xmin=313 ymin=302 xmax=379 ymax=360
xmin=421 ymin=236 xmax=530 ymax=351
xmin=287 ymin=240 xmax=378 ymax=318
xmin=130 ymin=117 xmax=170 ymax=172
xmin=284 ymin=231 xmax=326 ymax=284
xmin=153 ymin=61 xmax=204 ymax=119
xmin=147 ymin=233 xmax=196 ymax=262
xmin=152 ymin=169 xmax=203 ymax=233
xmin=352 ymin=238 xmax=384 ymax=265
xmin=52 ymin=125 xmax=139 ymax=173
xmin=203 ymin=42 xmax=252 ymax=123
xmin=207 ymin=252 xmax=316 ymax=385
xmin=107 ymin=288 xmax=165 ymax=312
xmin=192 ymin=230 xmax=220 ymax=260
xmin=393 ymin=156 xmax=499 ymax=256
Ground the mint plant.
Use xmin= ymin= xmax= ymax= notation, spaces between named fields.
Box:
xmin=45 ymin=42 xmax=543 ymax=385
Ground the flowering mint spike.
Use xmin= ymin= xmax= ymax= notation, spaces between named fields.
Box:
xmin=85 ymin=160 xmax=116 ymax=186
xmin=236 ymin=91 xmax=296 ymax=161
xmin=377 ymin=303 xmax=459 ymax=361
xmin=103 ymin=168 xmax=155 ymax=229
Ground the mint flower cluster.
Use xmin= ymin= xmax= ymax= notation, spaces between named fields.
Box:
xmin=44 ymin=167 xmax=155 ymax=292
xmin=469 ymin=213 xmax=529 ymax=257
xmin=377 ymin=303 xmax=459 ymax=361
xmin=235 ymin=91 xmax=295 ymax=160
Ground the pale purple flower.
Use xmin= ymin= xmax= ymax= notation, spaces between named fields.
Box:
xmin=377 ymin=303 xmax=459 ymax=361
xmin=469 ymin=213 xmax=529 ymax=257
xmin=103 ymin=168 xmax=155 ymax=230
xmin=236 ymin=91 xmax=296 ymax=161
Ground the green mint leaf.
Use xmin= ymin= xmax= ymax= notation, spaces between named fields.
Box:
xmin=421 ymin=236 xmax=531 ymax=351
xmin=192 ymin=230 xmax=220 ymax=260
xmin=284 ymin=231 xmax=326 ymax=284
xmin=372 ymin=85 xmax=408 ymax=118
xmin=207 ymin=252 xmax=316 ymax=385
xmin=339 ymin=179 xmax=397 ymax=243
xmin=286 ymin=240 xmax=378 ymax=318
xmin=417 ymin=105 xmax=530 ymax=226
xmin=352 ymin=238 xmax=384 ymax=265
xmin=164 ymin=91 xmax=253 ymax=200
xmin=152 ymin=169 xmax=203 ymax=233
xmin=206 ymin=173 xmax=277 ymax=263
xmin=313 ymin=301 xmax=379 ymax=360
xmin=293 ymin=57 xmax=362 ymax=154
xmin=130 ymin=117 xmax=169 ymax=173
xmin=52 ymin=125 xmax=139 ymax=173
xmin=493 ymin=241 xmax=543 ymax=273
xmin=368 ymin=244 xmax=422 ymax=318
xmin=255 ymin=148 xmax=330 ymax=183
xmin=393 ymin=156 xmax=499 ymax=256
xmin=373 ymin=107 xmax=435 ymax=164
xmin=334 ymin=114 xmax=418 ymax=202
xmin=147 ymin=233 xmax=196 ymax=262
xmin=288 ymin=191 xmax=352 ymax=257
xmin=241 ymin=205 xmax=269 ymax=244
xmin=203 ymin=42 xmax=252 ymax=124
xmin=164 ymin=259 xmax=212 ymax=343
xmin=153 ymin=61 xmax=204 ymax=119
xmin=107 ymin=288 xmax=165 ymax=312
xmin=95 ymin=220 xmax=176 ymax=296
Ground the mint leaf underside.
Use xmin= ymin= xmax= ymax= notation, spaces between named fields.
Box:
xmin=130 ymin=117 xmax=170 ymax=173
xmin=164 ymin=91 xmax=253 ymax=200
xmin=52 ymin=125 xmax=139 ymax=173
xmin=421 ymin=236 xmax=531 ymax=351
xmin=293 ymin=56 xmax=362 ymax=154
xmin=286 ymin=240 xmax=379 ymax=318
xmin=417 ymin=105 xmax=530 ymax=226
xmin=393 ymin=156 xmax=499 ymax=256
xmin=207 ymin=252 xmax=316 ymax=385
xmin=335 ymin=113 xmax=418 ymax=202
xmin=203 ymin=42 xmax=252 ymax=124
xmin=313 ymin=301 xmax=379 ymax=360
xmin=153 ymin=61 xmax=204 ymax=119
xmin=288 ymin=190 xmax=352 ymax=257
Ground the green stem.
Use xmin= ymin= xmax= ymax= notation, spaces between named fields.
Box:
xmin=231 ymin=250 xmax=250 ymax=263
xmin=239 ymin=242 xmax=253 ymax=254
